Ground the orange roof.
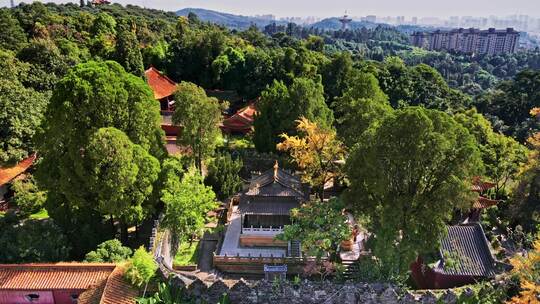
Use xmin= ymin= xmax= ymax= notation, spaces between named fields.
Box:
xmin=221 ymin=103 xmax=258 ymax=132
xmin=0 ymin=263 xmax=115 ymax=290
xmin=471 ymin=177 xmax=496 ymax=193
xmin=145 ymin=67 xmax=177 ymax=100
xmin=0 ymin=263 xmax=137 ymax=304
xmin=0 ymin=154 xmax=36 ymax=187
xmin=472 ymin=196 xmax=501 ymax=209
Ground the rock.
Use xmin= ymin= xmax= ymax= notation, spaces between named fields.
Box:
xmin=440 ymin=290 xmax=458 ymax=304
xmin=205 ymin=279 xmax=229 ymax=303
xmin=399 ymin=292 xmax=417 ymax=304
xmin=187 ymin=278 xmax=207 ymax=298
xmin=420 ymin=291 xmax=437 ymax=304
xmin=461 ymin=287 xmax=475 ymax=299
xmin=314 ymin=290 xmax=327 ymax=300
xmin=379 ymin=287 xmax=399 ymax=304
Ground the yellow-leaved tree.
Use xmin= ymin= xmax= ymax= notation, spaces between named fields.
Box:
xmin=508 ymin=235 xmax=540 ymax=303
xmin=277 ymin=117 xmax=345 ymax=201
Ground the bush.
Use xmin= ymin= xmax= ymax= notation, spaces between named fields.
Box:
xmin=205 ymin=152 xmax=243 ymax=200
xmin=11 ymin=176 xmax=46 ymax=217
xmin=84 ymin=239 xmax=132 ymax=263
xmin=125 ymin=247 xmax=158 ymax=287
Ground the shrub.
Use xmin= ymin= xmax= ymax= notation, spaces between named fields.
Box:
xmin=125 ymin=247 xmax=158 ymax=287
xmin=84 ymin=239 xmax=132 ymax=263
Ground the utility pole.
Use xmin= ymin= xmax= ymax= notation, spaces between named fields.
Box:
xmin=10 ymin=0 xmax=15 ymax=8
xmin=339 ymin=11 xmax=352 ymax=30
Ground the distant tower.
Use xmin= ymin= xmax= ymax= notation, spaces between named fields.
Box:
xmin=339 ymin=11 xmax=352 ymax=30
xmin=10 ymin=0 xmax=15 ymax=8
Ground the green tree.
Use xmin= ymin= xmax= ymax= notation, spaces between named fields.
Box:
xmin=333 ymin=72 xmax=393 ymax=147
xmin=253 ymin=77 xmax=333 ymax=152
xmin=84 ymin=239 xmax=133 ymax=263
xmin=321 ymin=51 xmax=355 ymax=105
xmin=345 ymin=107 xmax=482 ymax=277
xmin=0 ymin=79 xmax=48 ymax=165
xmin=0 ymin=10 xmax=27 ymax=52
xmin=205 ymin=152 xmax=243 ymax=200
xmin=172 ymin=82 xmax=222 ymax=172
xmin=125 ymin=247 xmax=157 ymax=288
xmin=0 ymin=213 xmax=71 ymax=263
xmin=116 ymin=27 xmax=144 ymax=77
xmin=161 ymin=167 xmax=217 ymax=256
xmin=279 ymin=198 xmax=350 ymax=261
xmin=36 ymin=61 xmax=163 ymax=247
xmin=11 ymin=175 xmax=47 ymax=217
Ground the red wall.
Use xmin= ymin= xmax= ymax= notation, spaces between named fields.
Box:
xmin=410 ymin=258 xmax=483 ymax=289
xmin=0 ymin=290 xmax=84 ymax=304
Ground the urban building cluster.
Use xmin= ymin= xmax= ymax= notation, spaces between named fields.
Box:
xmin=410 ymin=28 xmax=520 ymax=55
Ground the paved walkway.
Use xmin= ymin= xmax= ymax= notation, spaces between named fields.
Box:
xmin=219 ymin=206 xmax=286 ymax=257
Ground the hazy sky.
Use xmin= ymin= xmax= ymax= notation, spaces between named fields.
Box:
xmin=5 ymin=0 xmax=540 ymax=18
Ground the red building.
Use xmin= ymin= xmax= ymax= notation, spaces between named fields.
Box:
xmin=144 ymin=67 xmax=181 ymax=154
xmin=467 ymin=177 xmax=501 ymax=222
xmin=410 ymin=223 xmax=500 ymax=289
xmin=220 ymin=103 xmax=257 ymax=135
xmin=0 ymin=263 xmax=137 ymax=304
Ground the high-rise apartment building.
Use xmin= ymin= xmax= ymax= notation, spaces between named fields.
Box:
xmin=411 ymin=28 xmax=519 ymax=55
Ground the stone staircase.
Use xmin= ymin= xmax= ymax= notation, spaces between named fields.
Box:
xmin=341 ymin=259 xmax=360 ymax=281
xmin=289 ymin=240 xmax=302 ymax=257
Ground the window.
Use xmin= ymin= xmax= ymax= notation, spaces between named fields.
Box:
xmin=25 ymin=294 xmax=40 ymax=302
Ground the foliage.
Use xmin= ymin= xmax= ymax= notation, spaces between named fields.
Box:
xmin=0 ymin=79 xmax=48 ymax=166
xmin=333 ymin=72 xmax=392 ymax=147
xmin=125 ymin=247 xmax=158 ymax=288
xmin=253 ymin=78 xmax=333 ymax=152
xmin=136 ymin=280 xmax=185 ymax=304
xmin=115 ymin=26 xmax=144 ymax=77
xmin=345 ymin=107 xmax=482 ymax=276
xmin=277 ymin=118 xmax=345 ymax=199
xmin=0 ymin=213 xmax=71 ymax=263
xmin=205 ymin=152 xmax=243 ymax=200
xmin=11 ymin=175 xmax=47 ymax=217
xmin=84 ymin=239 xmax=133 ymax=263
xmin=279 ymin=198 xmax=350 ymax=261
xmin=173 ymin=82 xmax=223 ymax=172
xmin=173 ymin=241 xmax=200 ymax=266
xmin=0 ymin=9 xmax=26 ymax=51
xmin=161 ymin=167 xmax=218 ymax=256
xmin=508 ymin=234 xmax=540 ymax=303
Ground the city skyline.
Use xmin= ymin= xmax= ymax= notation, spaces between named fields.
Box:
xmin=2 ymin=0 xmax=540 ymax=18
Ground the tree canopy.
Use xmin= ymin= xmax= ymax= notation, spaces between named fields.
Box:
xmin=345 ymin=107 xmax=482 ymax=276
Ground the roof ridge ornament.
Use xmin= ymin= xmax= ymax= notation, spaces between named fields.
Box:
xmin=273 ymin=160 xmax=279 ymax=181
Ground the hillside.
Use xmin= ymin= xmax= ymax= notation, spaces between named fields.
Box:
xmin=176 ymin=8 xmax=287 ymax=29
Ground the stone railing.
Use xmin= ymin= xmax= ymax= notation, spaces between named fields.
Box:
xmin=242 ymin=226 xmax=284 ymax=235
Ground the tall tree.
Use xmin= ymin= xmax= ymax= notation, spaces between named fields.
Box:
xmin=161 ymin=167 xmax=217 ymax=256
xmin=345 ymin=107 xmax=482 ymax=277
xmin=253 ymin=77 xmax=333 ymax=152
xmin=115 ymin=26 xmax=144 ymax=77
xmin=36 ymin=61 xmax=164 ymax=248
xmin=277 ymin=118 xmax=345 ymax=200
xmin=172 ymin=82 xmax=222 ymax=173
xmin=333 ymin=72 xmax=393 ymax=147
xmin=0 ymin=10 xmax=27 ymax=52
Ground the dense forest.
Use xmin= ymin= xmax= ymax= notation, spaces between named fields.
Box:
xmin=0 ymin=2 xmax=539 ymax=301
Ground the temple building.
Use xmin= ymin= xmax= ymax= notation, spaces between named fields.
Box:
xmin=220 ymin=103 xmax=257 ymax=135
xmin=467 ymin=178 xmax=501 ymax=222
xmin=214 ymin=162 xmax=308 ymax=274
xmin=144 ymin=67 xmax=180 ymax=155
xmin=411 ymin=223 xmax=501 ymax=289
xmin=0 ymin=263 xmax=137 ymax=304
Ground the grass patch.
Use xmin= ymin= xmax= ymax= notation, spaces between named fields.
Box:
xmin=29 ymin=209 xmax=49 ymax=220
xmin=173 ymin=241 xmax=200 ymax=266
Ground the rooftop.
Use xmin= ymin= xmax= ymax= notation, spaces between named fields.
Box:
xmin=0 ymin=154 xmax=36 ymax=187
xmin=145 ymin=67 xmax=177 ymax=100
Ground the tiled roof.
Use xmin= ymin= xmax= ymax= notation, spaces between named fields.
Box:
xmin=239 ymin=199 xmax=299 ymax=216
xmin=436 ymin=224 xmax=497 ymax=277
xmin=0 ymin=154 xmax=36 ymax=187
xmin=145 ymin=67 xmax=177 ymax=100
xmin=471 ymin=177 xmax=496 ymax=193
xmin=221 ymin=103 xmax=257 ymax=132
xmin=0 ymin=263 xmax=115 ymax=290
xmin=472 ymin=196 xmax=500 ymax=209
xmin=246 ymin=165 xmax=305 ymax=199
xmin=98 ymin=265 xmax=138 ymax=304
